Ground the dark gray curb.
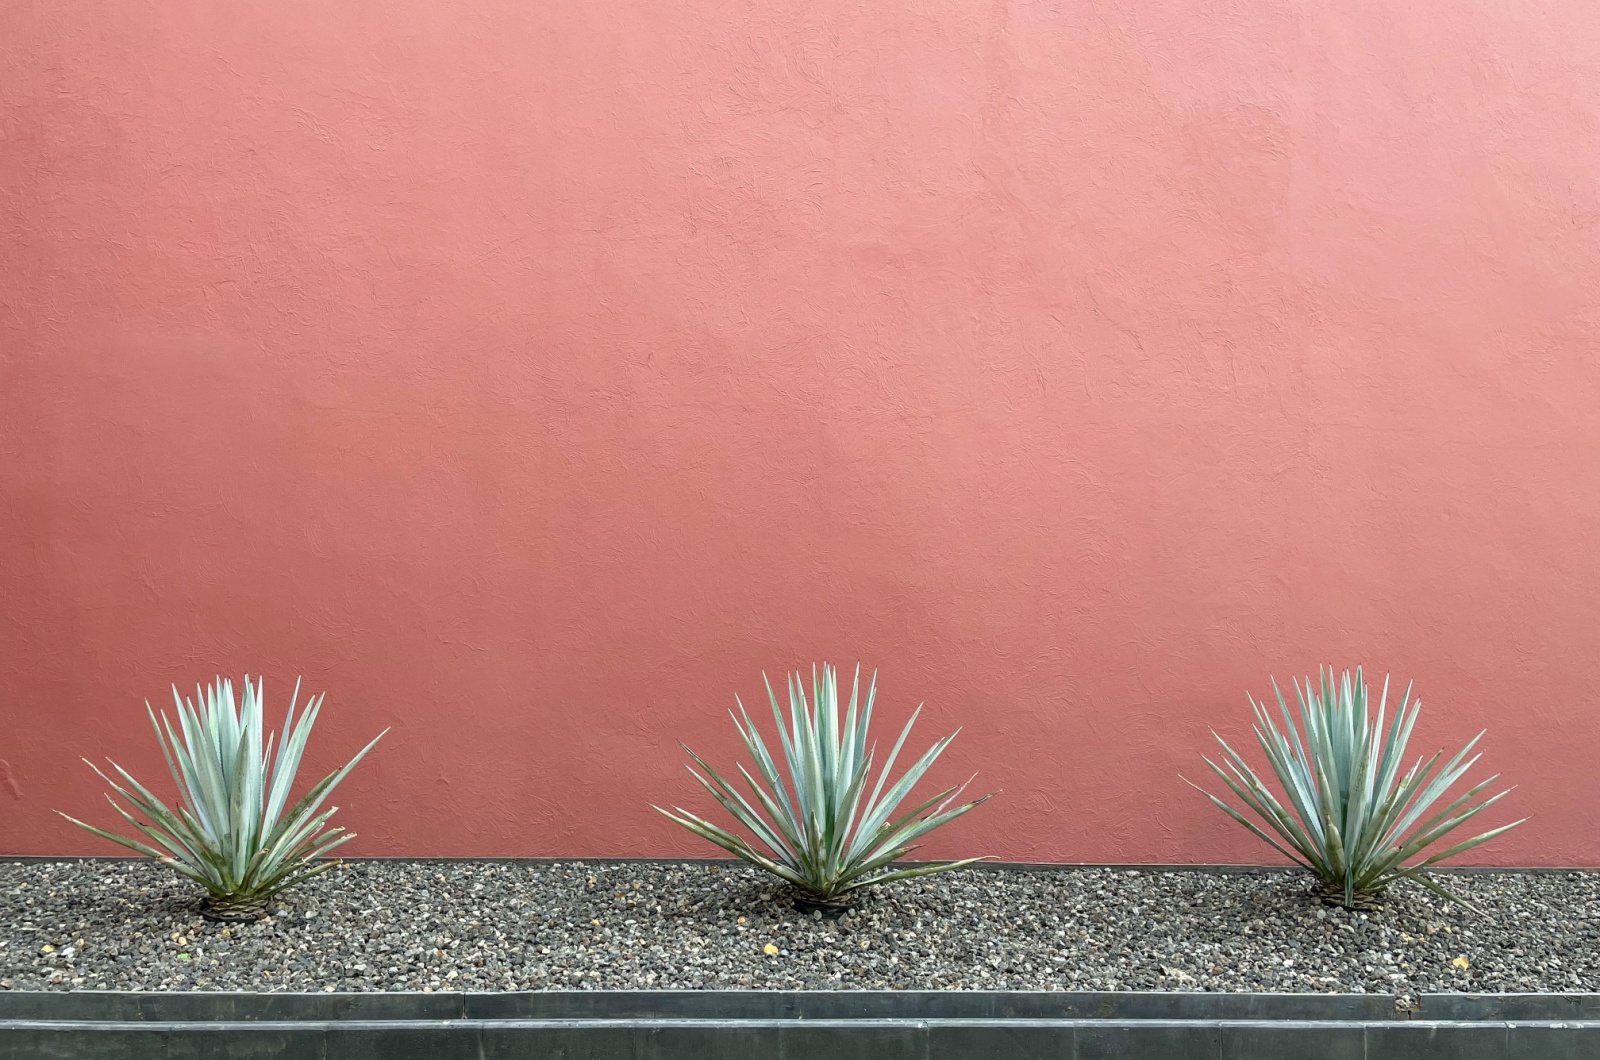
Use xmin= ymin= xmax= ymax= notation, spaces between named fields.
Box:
xmin=10 ymin=989 xmax=1600 ymax=1021
xmin=4 ymin=1017 xmax=1599 ymax=1059
xmin=4 ymin=992 xmax=1600 ymax=1058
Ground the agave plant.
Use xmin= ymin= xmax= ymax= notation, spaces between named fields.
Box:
xmin=1186 ymin=666 xmax=1522 ymax=910
xmin=60 ymin=676 xmax=385 ymax=921
xmin=655 ymin=663 xmax=991 ymax=904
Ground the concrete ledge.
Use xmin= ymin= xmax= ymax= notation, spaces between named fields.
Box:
xmin=5 ymin=988 xmax=1600 ymax=1021
xmin=4 ymin=1016 xmax=1600 ymax=1059
xmin=3 ymin=992 xmax=1600 ymax=1058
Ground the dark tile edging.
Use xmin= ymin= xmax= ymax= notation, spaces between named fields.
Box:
xmin=4 ymin=1017 xmax=1599 ymax=1060
xmin=5 ymin=989 xmax=1600 ymax=1022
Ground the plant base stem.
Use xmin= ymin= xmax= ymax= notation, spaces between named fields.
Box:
xmin=793 ymin=895 xmax=852 ymax=919
xmin=1314 ymin=885 xmax=1385 ymax=913
xmin=200 ymin=894 xmax=271 ymax=922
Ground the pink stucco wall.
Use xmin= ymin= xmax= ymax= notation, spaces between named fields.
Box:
xmin=3 ymin=0 xmax=1598 ymax=863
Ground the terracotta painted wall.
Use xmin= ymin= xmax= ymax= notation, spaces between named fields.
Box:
xmin=3 ymin=0 xmax=1598 ymax=863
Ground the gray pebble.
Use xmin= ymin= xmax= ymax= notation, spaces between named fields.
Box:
xmin=0 ymin=861 xmax=1595 ymax=995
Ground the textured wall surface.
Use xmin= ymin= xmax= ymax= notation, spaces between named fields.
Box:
xmin=3 ymin=0 xmax=1598 ymax=862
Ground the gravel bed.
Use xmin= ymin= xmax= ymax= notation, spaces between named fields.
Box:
xmin=2 ymin=860 xmax=1599 ymax=996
